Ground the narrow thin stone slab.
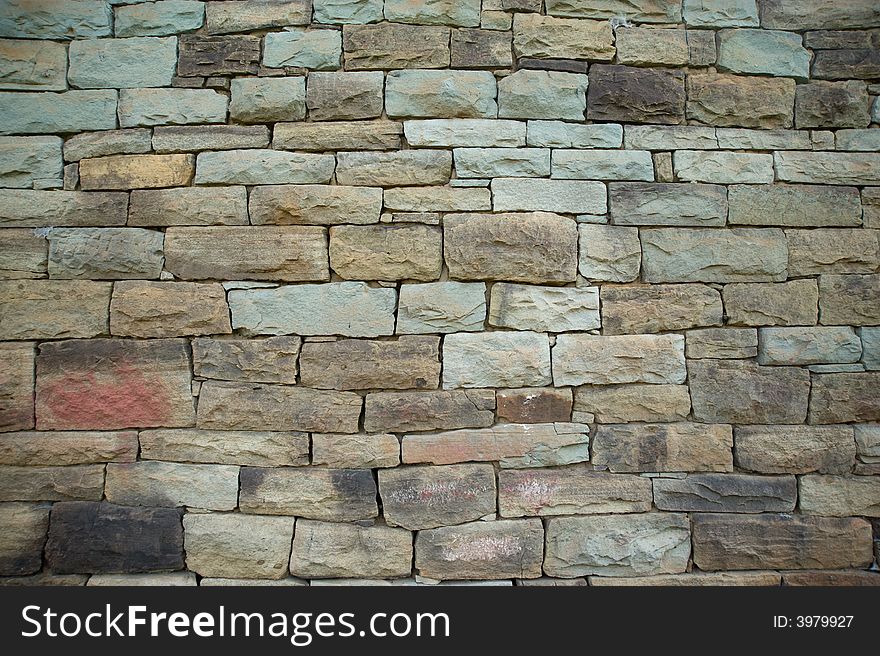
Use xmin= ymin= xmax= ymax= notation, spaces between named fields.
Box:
xmin=574 ymin=385 xmax=691 ymax=423
xmin=80 ymin=154 xmax=194 ymax=190
xmin=336 ymin=150 xmax=450 ymax=186
xmin=591 ymin=572 xmax=781 ymax=586
xmin=809 ymin=372 xmax=880 ymax=424
xmin=152 ymin=125 xmax=270 ymax=152
xmin=686 ymin=328 xmax=758 ymax=359
xmin=609 ymin=182 xmax=726 ymax=226
xmin=442 ymin=331 xmax=551 ymax=389
xmin=47 ymin=228 xmax=163 ymax=280
xmin=601 ymin=284 xmax=722 ymax=334
xmin=592 ymin=423 xmax=733 ymax=473
xmin=723 ymin=280 xmax=818 ymax=326
xmin=799 ymin=475 xmax=880 ymax=517
xmin=553 ymin=334 xmax=686 ymax=386
xmin=0 ymin=464 xmax=104 ymax=502
xmin=545 ymin=0 xmax=681 ymax=22
xmin=496 ymin=388 xmax=572 ymax=424
xmin=819 ymin=274 xmax=880 ymax=326
xmin=364 ymin=389 xmax=495 ymax=433
xmin=64 ymin=129 xmax=152 ymax=162
xmin=654 ymin=474 xmax=796 ymax=513
xmin=0 ymin=280 xmax=110 ymax=340
xmin=311 ymin=433 xmax=400 ymax=469
xmin=728 ymin=184 xmax=861 ymax=227
xmin=758 ymin=327 xmax=862 ymax=365
xmin=195 ymin=150 xmax=334 ymax=185
xmin=716 ymin=128 xmax=811 ymax=149
xmin=384 ymin=186 xmax=490 ymax=212
xmin=405 ymin=119 xmax=525 ymax=147
xmin=250 ymin=185 xmax=381 ymax=226
xmin=774 ymin=152 xmax=880 ymax=186
xmin=0 ymin=90 xmax=118 ymax=135
xmin=140 ymin=428 xmax=308 ymax=467
xmin=129 ymin=186 xmax=248 ymax=226
xmin=0 ymin=502 xmax=49 ymax=576
xmin=529 ymin=121 xmax=622 ymax=148
xmin=396 ymin=282 xmax=486 ymax=334
xmin=415 ymin=519 xmax=543 ymax=580
xmin=544 ymin=513 xmax=690 ymax=578
xmin=192 ymin=336 xmax=300 ymax=385
xmin=105 ymin=461 xmax=238 ymax=510
xmin=491 ymin=178 xmax=606 ymax=214
xmin=110 ymin=281 xmax=230 ymax=338
xmin=0 ymin=431 xmax=137 ymax=465
xmin=781 ymin=571 xmax=880 ymax=586
xmin=274 ymin=121 xmax=402 ymax=151
xmin=552 ymin=149 xmax=653 ymax=181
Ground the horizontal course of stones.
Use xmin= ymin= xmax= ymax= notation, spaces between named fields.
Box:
xmin=0 ymin=0 xmax=879 ymax=587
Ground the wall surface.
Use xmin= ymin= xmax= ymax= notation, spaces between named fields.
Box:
xmin=0 ymin=0 xmax=879 ymax=587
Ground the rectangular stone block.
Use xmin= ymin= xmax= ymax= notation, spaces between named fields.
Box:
xmin=0 ymin=280 xmax=110 ymax=340
xmin=809 ymin=372 xmax=880 ymax=424
xmin=306 ymin=71 xmax=382 ymax=121
xmin=118 ymin=88 xmax=227 ymax=127
xmin=0 ymin=502 xmax=49 ymax=575
xmin=197 ymin=381 xmax=361 ymax=433
xmin=380 ymin=464 xmax=496 ymax=530
xmin=544 ymin=513 xmax=690 ymax=578
xmin=728 ymin=184 xmax=861 ymax=227
xmin=0 ymin=464 xmax=104 ymax=501
xmin=574 ymin=384 xmax=691 ymax=423
xmin=577 ymin=224 xmax=640 ymax=282
xmin=686 ymin=72 xmax=794 ymax=128
xmin=498 ymin=70 xmax=588 ymax=121
xmin=290 ymin=519 xmax=412 ymax=579
xmin=263 ymin=29 xmax=340 ymax=70
xmin=229 ymin=282 xmax=396 ymax=337
xmin=80 ymin=154 xmax=194 ymax=190
xmin=736 ymin=425 xmax=856 ymax=475
xmin=274 ymin=121 xmax=402 ymax=151
xmin=819 ymin=274 xmax=880 ymax=326
xmin=184 ymin=513 xmax=294 ymax=580
xmin=616 ymin=27 xmax=688 ymax=66
xmin=0 ymin=430 xmax=137 ymax=465
xmin=0 ymin=136 xmax=62 ymax=188
xmin=496 ymin=388 xmax=572 ymax=424
xmin=716 ymin=128 xmax=811 ymax=149
xmin=195 ymin=150 xmax=334 ymax=185
xmin=513 ymin=14 xmax=613 ymax=61
xmin=110 ymin=281 xmax=230 ymax=338
xmin=384 ymin=186 xmax=490 ymax=212
xmin=444 ymin=212 xmax=578 ymax=283
xmin=35 ymin=338 xmax=194 ymax=430
xmin=178 ymin=34 xmax=260 ymax=75
xmin=240 ymin=467 xmax=377 ymax=521
xmin=396 ymin=281 xmax=486 ymax=334
xmin=454 ymin=148 xmax=549 ymax=178
xmin=624 ymin=125 xmax=717 ymax=150
xmin=529 ymin=121 xmax=622 ymax=148
xmin=141 ymin=427 xmax=308 ymax=467
xmin=591 ymin=572 xmax=781 ymax=586
xmin=0 ymin=90 xmax=117 ymax=135
xmin=364 ymin=389 xmax=495 ymax=433
xmin=601 ymin=284 xmax=722 ymax=334
xmin=592 ymin=422 xmax=733 ymax=473
xmin=781 ymin=571 xmax=880 ymax=587
xmin=0 ymin=1 xmax=113 ymax=39
xmin=342 ymin=23 xmax=449 ymax=70
xmin=545 ymin=0 xmax=682 ymax=22
xmin=386 ymin=70 xmax=496 ymax=119
xmin=587 ymin=65 xmax=685 ymax=125
xmin=796 ymin=81 xmax=872 ymax=129
xmin=228 ymin=75 xmax=305 ymax=124
xmin=206 ymin=0 xmax=311 ymax=34
xmin=0 ymin=343 xmax=34 ymax=433
xmin=716 ymin=28 xmax=809 ymax=80
xmin=47 ymin=228 xmax=163 ymax=280
xmin=760 ymin=0 xmax=880 ymax=30
xmin=46 ymin=501 xmax=183 ymax=574
xmin=64 ymin=129 xmax=152 ymax=162
xmin=152 ymin=125 xmax=270 ymax=153
xmin=500 ymin=467 xmax=652 ymax=517
xmin=491 ymin=178 xmax=606 ymax=214
xmin=674 ymin=150 xmax=773 ymax=184
xmin=68 ymin=36 xmax=176 ymax=88
xmin=311 ymin=433 xmax=400 ymax=469
xmin=192 ymin=336 xmax=300 ymax=385
xmin=553 ymin=334 xmax=686 ymax=386
xmin=812 ymin=49 xmax=880 ymax=81
xmin=609 ymin=182 xmax=726 ymax=227
xmin=654 ymin=473 xmax=796 ymax=513
xmin=129 ymin=186 xmax=248 ymax=226
xmin=114 ymin=1 xmax=205 ymax=37
xmin=105 ymin=461 xmax=238 ymax=510
xmin=775 ymin=152 xmax=880 ymax=186
xmin=799 ymin=475 xmax=880 ymax=517
xmin=552 ymin=149 xmax=653 ymax=181
xmin=336 ymin=150 xmax=450 ymax=187
xmin=0 ymin=190 xmax=123 ymax=229
xmin=405 ymin=119 xmax=524 ymax=148
xmin=329 ymin=224 xmax=441 ymax=281
xmin=488 ymin=283 xmax=599 ymax=332
xmin=402 ymin=422 xmax=590 ymax=469
xmin=692 ymin=513 xmax=873 ymax=570
xmin=723 ymin=280 xmax=818 ymax=326
xmin=685 ymin=327 xmax=758 ymax=359
xmin=443 ymin=331 xmax=551 ymax=389
xmin=250 ymin=185 xmax=381 ymax=226
xmin=385 ymin=0 xmax=480 ymax=27
xmin=758 ymin=327 xmax=862 ymax=365
xmin=415 ymin=519 xmax=543 ymax=580
xmin=314 ymin=0 xmax=383 ymax=24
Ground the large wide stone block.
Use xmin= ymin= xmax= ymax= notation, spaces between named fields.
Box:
xmin=513 ymin=14 xmax=613 ymax=61
xmin=206 ymin=0 xmax=311 ymax=34
xmin=105 ymin=461 xmax=239 ymax=510
xmin=491 ymin=178 xmax=607 ymax=214
xmin=728 ymin=184 xmax=861 ymax=227
xmin=0 ymin=280 xmax=110 ymax=340
xmin=683 ymin=0 xmax=759 ymax=27
xmin=799 ymin=475 xmax=880 ymax=518
xmin=306 ymin=71 xmax=382 ymax=121
xmin=118 ymin=88 xmax=227 ymax=127
xmin=364 ymin=389 xmax=495 ymax=433
xmin=0 ymin=343 xmax=34 ymax=433
xmin=809 ymin=372 xmax=880 ymax=424
xmin=685 ymin=327 xmax=758 ymax=359
xmin=601 ymin=284 xmax=722 ymax=334
xmin=195 ymin=150 xmax=334 ymax=186
xmin=35 ymin=338 xmax=194 ymax=430
xmin=455 ymin=147 xmax=550 ymax=178
xmin=330 ymin=224 xmax=441 ymax=281
xmin=553 ymin=334 xmax=686 ymax=386
xmin=47 ymin=228 xmax=163 ymax=280
xmin=69 ymin=36 xmax=176 ymax=88
xmin=735 ymin=425 xmax=856 ymax=475
xmin=686 ymin=72 xmax=795 ymax=128
xmin=110 ymin=281 xmax=230 ymax=338
xmin=80 ymin=154 xmax=194 ymax=190
xmin=192 ymin=336 xmax=301 ymax=385
xmin=723 ymin=280 xmax=818 ymax=326
xmin=497 ymin=70 xmax=588 ymax=121
xmin=0 ymin=90 xmax=118 ymax=135
xmin=312 ymin=432 xmax=400 ymax=469
xmin=574 ymin=384 xmax=691 ymax=424
xmin=552 ymin=149 xmax=653 ymax=181
xmin=386 ymin=70 xmax=496 ymax=119
xmin=544 ymin=513 xmax=690 ymax=578
xmin=587 ymin=65 xmax=685 ymax=125
xmin=178 ymin=34 xmax=260 ymax=75
xmin=0 ymin=464 xmax=104 ymax=502
xmin=654 ymin=474 xmax=796 ymax=513
xmin=717 ymin=29 xmax=809 ymax=79
xmin=0 ymin=0 xmax=113 ymax=39
xmin=250 ymin=185 xmax=381 ymax=226
xmin=336 ymin=150 xmax=450 ymax=186
xmin=383 ymin=186 xmax=491 ymax=212
xmin=129 ymin=187 xmax=248 ymax=227
xmin=0 ymin=190 xmax=124 ymax=228
xmin=819 ymin=274 xmax=880 ymax=326
xmin=342 ymin=23 xmax=449 ymax=69
xmin=609 ymin=182 xmax=727 ymax=227
xmin=443 ymin=331 xmax=551 ymax=389
xmin=758 ymin=327 xmax=862 ymax=366
xmin=496 ymin=388 xmax=572 ymax=424
xmin=396 ymin=282 xmax=486 ymax=334
xmin=229 ymin=76 xmax=305 ymax=124
xmin=0 ymin=502 xmax=49 ymax=575
xmin=444 ymin=212 xmax=578 ymax=283
xmin=384 ymin=0 xmax=480 ymax=27
xmin=140 ymin=428 xmax=308 ymax=467
xmin=616 ymin=27 xmax=689 ymax=67
xmin=775 ymin=152 xmax=880 ymax=186
xmin=0 ymin=430 xmax=137 ymax=465
xmin=489 ymin=283 xmax=599 ymax=333
xmin=114 ymin=0 xmax=205 ymax=37
xmin=759 ymin=0 xmax=880 ymax=30
xmin=0 ymin=135 xmax=62 ymax=188
xmin=795 ymin=81 xmax=871 ymax=129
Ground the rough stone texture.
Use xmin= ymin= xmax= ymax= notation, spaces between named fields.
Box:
xmin=115 ymin=1 xmax=205 ymax=38
xmin=735 ymin=425 xmax=856 ymax=475
xmin=364 ymin=389 xmax=495 ymax=433
xmin=686 ymin=328 xmax=758 ymax=359
xmin=0 ymin=1 xmax=113 ymax=39
xmin=553 ymin=334 xmax=686 ymax=386
xmin=687 ymin=73 xmax=795 ymax=128
xmin=616 ymin=28 xmax=688 ymax=67
xmin=689 ymin=359 xmax=810 ymax=424
xmin=653 ymin=474 xmax=797 ymax=513
xmin=530 ymin=121 xmax=622 ymax=148
xmin=443 ymin=331 xmax=551 ymax=389
xmin=609 ymin=183 xmax=727 ymax=227
xmin=0 ymin=344 xmax=34 ymax=433
xmin=0 ymin=90 xmax=118 ymax=135
xmin=396 ymin=282 xmax=486 ymax=334
xmin=592 ymin=423 xmax=733 ymax=473
xmin=330 ymin=224 xmax=442 ymax=281
xmin=724 ymin=280 xmax=819 ymax=326
xmin=152 ymin=125 xmax=270 ymax=153
xmin=544 ymin=514 xmax=691 ymax=578
xmin=140 ymin=428 xmax=308 ymax=467
xmin=69 ymin=36 xmax=177 ymax=88
xmin=799 ymin=475 xmax=880 ymax=518
xmin=728 ymin=184 xmax=861 ymax=227
xmin=496 ymin=388 xmax=572 ymax=424
xmin=0 ymin=502 xmax=49 ymax=575
xmin=274 ymin=120 xmax=402 ymax=151
xmin=782 ymin=571 xmax=880 ymax=586
xmin=118 ymin=88 xmax=228 ymax=127
xmin=47 ymin=228 xmax=164 ymax=280
xmin=552 ymin=149 xmax=653 ymax=181
xmin=601 ymin=284 xmax=722 ymax=334
xmin=809 ymin=373 xmax=880 ymax=424
xmin=415 ymin=519 xmax=543 ymax=580
xmin=451 ymin=28 xmax=513 ymax=69
xmin=587 ymin=65 xmax=685 ymax=125
xmin=195 ymin=150 xmax=334 ymax=186
xmin=250 ymin=185 xmax=381 ymax=226
xmin=178 ymin=34 xmax=260 ymax=75
xmin=574 ymin=384 xmax=691 ymax=424
xmin=819 ymin=274 xmax=880 ymax=326
xmin=796 ymin=81 xmax=871 ymax=129
xmin=109 ymin=281 xmax=230 ymax=338
xmin=0 ymin=135 xmax=62 ymax=188
xmin=342 ymin=23 xmax=450 ymax=70
xmin=129 ymin=187 xmax=248 ymax=226
xmin=577 ymin=224 xmax=641 ymax=283
xmin=489 ymin=284 xmax=599 ymax=332
xmin=80 ymin=154 xmax=195 ymax=190
xmin=692 ymin=513 xmax=873 ymax=571
xmin=497 ymin=70 xmax=588 ymax=121
xmin=775 ymin=152 xmax=880 ymax=186
xmin=105 ymin=461 xmax=239 ymax=510
xmin=336 ymin=150 xmax=450 ymax=187
xmin=0 ymin=464 xmax=104 ymax=501
xmin=386 ymin=70 xmax=497 ymax=119
xmin=0 ymin=280 xmax=111 ymax=340
xmin=230 ymin=77 xmax=305 ymax=124
xmin=717 ymin=29 xmax=809 ymax=80
xmin=311 ymin=433 xmax=400 ymax=469
xmin=306 ymin=71 xmax=383 ymax=121
xmin=758 ymin=327 xmax=863 ymax=365
xmin=192 ymin=337 xmax=300 ymax=385
xmin=491 ymin=178 xmax=606 ymax=214
xmin=0 ymin=430 xmax=137 ymax=466
xmin=206 ymin=1 xmax=311 ymax=34
xmin=683 ymin=0 xmax=759 ymax=27
xmin=513 ymin=14 xmax=613 ymax=61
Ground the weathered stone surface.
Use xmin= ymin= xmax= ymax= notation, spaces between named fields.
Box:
xmin=329 ymin=224 xmax=441 ymax=281
xmin=115 ymin=1 xmax=204 ymax=37
xmin=489 ymin=283 xmax=599 ymax=332
xmin=364 ymin=389 xmax=494 ymax=433
xmin=863 ymin=330 xmax=880 ymax=371
xmin=654 ymin=474 xmax=796 ymax=513
xmin=290 ymin=519 xmax=412 ymax=579
xmin=405 ymin=119 xmax=523 ymax=148
xmin=513 ymin=14 xmax=612 ymax=61
xmin=0 ymin=503 xmax=49 ymax=575
xmin=498 ymin=70 xmax=588 ymax=121
xmin=119 ymin=88 xmax=229 ymax=127
xmin=624 ymin=125 xmax=717 ymax=150
xmin=228 ymin=77 xmax=305 ymax=123
xmin=197 ymin=381 xmax=361 ymax=433
xmin=675 ymin=151 xmax=773 ymax=184
xmin=491 ymin=178 xmax=606 ymax=215
xmin=300 ymin=337 xmax=440 ymax=391
xmin=577 ymin=224 xmax=641 ymax=282
xmin=0 ymin=430 xmax=136 ymax=465
xmin=385 ymin=70 xmax=496 ymax=119
xmin=795 ymin=81 xmax=871 ymax=129
xmin=240 ymin=467 xmax=377 ymax=520
xmin=0 ymin=464 xmax=104 ymax=501
xmin=545 ymin=0 xmax=681 ymax=22
xmin=0 ymin=1 xmax=112 ymax=39
xmin=544 ymin=513 xmax=690 ymax=578
xmin=758 ymin=327 xmax=862 ymax=365
xmin=47 ymin=228 xmax=163 ymax=280
xmin=587 ymin=65 xmax=684 ymax=125
xmin=689 ymin=360 xmax=810 ymax=424
xmin=64 ymin=129 xmax=152 ymax=162
xmin=866 ymin=187 xmax=880 ymax=229
xmin=0 ymin=136 xmax=62 ymax=188
xmin=384 ymin=186 xmax=490 ymax=212
xmin=443 ymin=331 xmax=551 ymax=389
xmin=782 ymin=571 xmax=880 ymax=586
xmin=775 ymin=152 xmax=880 ymax=186
xmin=716 ymin=128 xmax=811 ymax=149
xmin=46 ymin=502 xmax=183 ymax=574
xmin=87 ymin=572 xmax=195 ymax=586
xmin=178 ymin=34 xmax=260 ymax=75
xmin=799 ymin=475 xmax=880 ymax=518
xmin=206 ymin=0 xmax=311 ymax=34
xmin=837 ymin=128 xmax=880 ymax=151
xmin=35 ymin=338 xmax=193 ymax=430
xmin=152 ymin=125 xmax=270 ymax=152
xmin=451 ymin=27 xmax=512 ymax=68
xmin=249 ymin=185 xmax=380 ymax=227
xmin=0 ymin=39 xmax=66 ymax=90
xmin=616 ymin=27 xmax=688 ymax=66
xmin=552 ymin=149 xmax=653 ymax=181
xmin=591 ymin=571 xmax=781 ymax=586
xmin=80 ymin=154 xmax=194 ymax=190
xmin=0 ymin=90 xmax=117 ymax=135
xmin=687 ymin=73 xmax=795 ymax=128
xmin=141 ymin=427 xmax=308 ymax=467
xmin=601 ymin=284 xmax=722 ymax=334
xmin=593 ymin=423 xmax=733 ymax=473
xmin=230 ymin=282 xmax=396 ymax=337
xmin=500 ymin=467 xmax=651 ymax=517
xmin=396 ymin=282 xmax=486 ymax=334
xmin=184 ymin=513 xmax=294 ymax=580
xmin=686 ymin=328 xmax=758 ymax=359
xmin=692 ymin=513 xmax=873 ymax=571
xmin=110 ymin=281 xmax=230 ymax=338
xmin=416 ymin=519 xmax=543 ymax=580
xmin=195 ymin=150 xmax=334 ymax=185
xmin=306 ymin=71 xmax=382 ymax=121
xmin=735 ymin=425 xmax=856 ymax=475
xmin=496 ymin=388 xmax=572 ymax=424
xmin=192 ymin=337 xmax=300 ymax=385
xmin=312 ymin=433 xmax=400 ymax=469
xmin=263 ymin=28 xmax=341 ymax=69
xmin=314 ymin=0 xmax=383 ymax=24
xmin=380 ymin=464 xmax=496 ymax=529
xmin=529 ymin=121 xmax=622 ymax=149
xmin=0 ymin=280 xmax=110 ymax=340
xmin=0 ymin=229 xmax=46 ymax=279
xmin=809 ymin=372 xmax=880 ymax=424
xmin=724 ymin=280 xmax=819 ymax=326
xmin=402 ymin=423 xmax=590 ymax=468
xmin=455 ymin=148 xmax=549 ymax=178
xmin=553 ymin=334 xmax=686 ymax=386
xmin=129 ymin=186 xmax=247 ymax=226
xmin=274 ymin=121 xmax=402 ymax=151
xmin=69 ymin=36 xmax=176 ymax=88
xmin=105 ymin=461 xmax=238 ymax=510
xmin=819 ymin=274 xmax=880 ymax=326
xmin=336 ymin=150 xmax=449 ymax=186
xmin=717 ymin=29 xmax=808 ymax=79
xmin=342 ymin=23 xmax=449 ymax=70
xmin=683 ymin=0 xmax=758 ymax=27
xmin=812 ymin=48 xmax=880 ymax=81
xmin=728 ymin=184 xmax=861 ymax=227
xmin=574 ymin=384 xmax=691 ymax=423
xmin=760 ymin=0 xmax=880 ymax=29
xmin=385 ymin=0 xmax=480 ymax=27
xmin=445 ymin=212 xmax=577 ymax=283
xmin=642 ymin=228 xmax=785 ymax=283
xmin=609 ymin=183 xmax=726 ymax=227
xmin=0 ymin=572 xmax=86 ymax=586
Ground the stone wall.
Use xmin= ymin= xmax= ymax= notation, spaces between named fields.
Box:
xmin=0 ymin=0 xmax=879 ymax=587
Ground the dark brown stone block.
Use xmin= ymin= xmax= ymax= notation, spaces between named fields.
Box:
xmin=812 ymin=49 xmax=880 ymax=80
xmin=517 ymin=58 xmax=589 ymax=74
xmin=451 ymin=29 xmax=513 ymax=68
xmin=177 ymin=35 xmax=261 ymax=77
xmin=496 ymin=387 xmax=572 ymax=423
xmin=809 ymin=373 xmax=880 ymax=424
xmin=795 ymin=81 xmax=871 ymax=129
xmin=587 ymin=65 xmax=685 ymax=125
xmin=364 ymin=389 xmax=495 ymax=433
